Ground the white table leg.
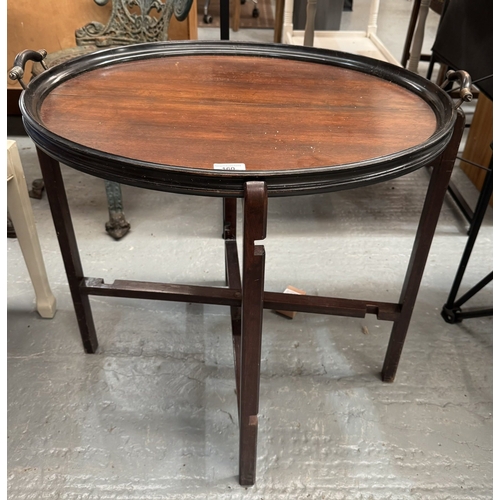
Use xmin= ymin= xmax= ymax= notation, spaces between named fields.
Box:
xmin=7 ymin=140 xmax=56 ymax=319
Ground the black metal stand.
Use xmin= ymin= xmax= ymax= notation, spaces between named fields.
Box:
xmin=220 ymin=0 xmax=230 ymax=40
xmin=441 ymin=155 xmax=493 ymax=324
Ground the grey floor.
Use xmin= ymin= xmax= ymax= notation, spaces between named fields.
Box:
xmin=7 ymin=1 xmax=493 ymax=498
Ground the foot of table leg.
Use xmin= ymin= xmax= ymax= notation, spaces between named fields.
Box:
xmin=382 ymin=109 xmax=466 ymax=383
xmin=36 ymin=147 xmax=99 ymax=353
xmin=239 ymin=181 xmax=267 ymax=486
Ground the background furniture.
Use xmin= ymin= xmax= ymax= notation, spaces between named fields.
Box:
xmin=400 ymin=0 xmax=492 ymax=221
xmin=292 ymin=0 xmax=344 ymax=31
xmin=400 ymin=0 xmax=444 ymax=72
xmin=274 ymin=0 xmax=285 ymax=42
xmin=428 ymin=0 xmax=493 ymax=220
xmin=7 ymin=0 xmax=198 ymax=115
xmin=203 ymin=0 xmax=259 ymax=28
xmin=458 ymin=93 xmax=493 ymax=215
xmin=7 ymin=140 xmax=57 ymax=319
xmin=441 ymin=152 xmax=493 ymax=323
xmin=428 ymin=0 xmax=493 ymax=97
xmin=425 ymin=0 xmax=493 ymax=323
xmin=10 ymin=0 xmax=194 ymax=240
xmin=282 ymin=0 xmax=399 ymax=65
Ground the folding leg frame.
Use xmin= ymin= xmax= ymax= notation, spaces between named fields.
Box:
xmin=35 ymin=108 xmax=465 ymax=485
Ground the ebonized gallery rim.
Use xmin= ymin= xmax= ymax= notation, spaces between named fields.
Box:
xmin=20 ymin=40 xmax=457 ymax=197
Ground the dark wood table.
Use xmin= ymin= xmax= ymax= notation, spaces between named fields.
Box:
xmin=13 ymin=41 xmax=466 ymax=486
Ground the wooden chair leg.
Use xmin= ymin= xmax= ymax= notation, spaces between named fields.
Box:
xmin=232 ymin=0 xmax=241 ymax=32
xmin=401 ymin=0 xmax=422 ymax=67
xmin=239 ymin=181 xmax=267 ymax=486
xmin=7 ymin=140 xmax=57 ymax=319
xmin=274 ymin=0 xmax=285 ymax=43
xmin=407 ymin=0 xmax=431 ymax=73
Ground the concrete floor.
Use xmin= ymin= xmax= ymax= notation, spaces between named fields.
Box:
xmin=7 ymin=1 xmax=493 ymax=498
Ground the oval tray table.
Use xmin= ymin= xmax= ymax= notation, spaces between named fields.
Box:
xmin=13 ymin=41 xmax=466 ymax=486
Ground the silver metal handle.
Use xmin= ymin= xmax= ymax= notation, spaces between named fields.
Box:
xmin=9 ymin=49 xmax=48 ymax=89
xmin=441 ymin=70 xmax=474 ymax=108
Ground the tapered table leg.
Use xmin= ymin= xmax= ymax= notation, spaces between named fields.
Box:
xmin=36 ymin=147 xmax=98 ymax=353
xmin=224 ymin=197 xmax=242 ymax=392
xmin=382 ymin=109 xmax=466 ymax=382
xmin=224 ymin=197 xmax=243 ymax=416
xmin=239 ymin=181 xmax=267 ymax=486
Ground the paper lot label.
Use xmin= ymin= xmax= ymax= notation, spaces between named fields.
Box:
xmin=213 ymin=163 xmax=246 ymax=171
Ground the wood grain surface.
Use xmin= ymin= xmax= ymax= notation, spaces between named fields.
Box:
xmin=40 ymin=55 xmax=437 ymax=171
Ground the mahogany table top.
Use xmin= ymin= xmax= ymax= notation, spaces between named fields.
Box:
xmin=21 ymin=42 xmax=456 ymax=196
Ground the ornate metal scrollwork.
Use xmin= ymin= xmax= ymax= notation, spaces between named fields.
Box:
xmin=75 ymin=0 xmax=193 ymax=47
